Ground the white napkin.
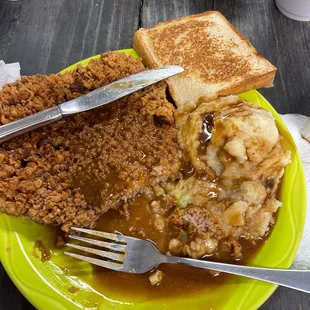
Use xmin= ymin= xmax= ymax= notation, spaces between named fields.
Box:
xmin=282 ymin=114 xmax=310 ymax=270
xmin=0 ymin=61 xmax=21 ymax=90
xmin=0 ymin=61 xmax=309 ymax=268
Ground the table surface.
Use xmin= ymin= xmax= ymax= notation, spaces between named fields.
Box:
xmin=0 ymin=0 xmax=309 ymax=309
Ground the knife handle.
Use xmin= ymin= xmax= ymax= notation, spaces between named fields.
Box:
xmin=0 ymin=106 xmax=63 ymax=144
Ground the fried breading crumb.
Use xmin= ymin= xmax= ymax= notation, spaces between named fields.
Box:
xmin=56 ymin=236 xmax=65 ymax=248
xmin=34 ymin=240 xmax=51 ymax=262
xmin=68 ymin=286 xmax=79 ymax=294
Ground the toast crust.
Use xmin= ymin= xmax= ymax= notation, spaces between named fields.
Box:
xmin=219 ymin=70 xmax=275 ymax=95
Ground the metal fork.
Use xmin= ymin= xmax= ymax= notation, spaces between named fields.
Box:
xmin=65 ymin=227 xmax=310 ymax=294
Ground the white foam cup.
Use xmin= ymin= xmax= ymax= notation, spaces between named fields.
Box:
xmin=276 ymin=0 xmax=310 ymax=21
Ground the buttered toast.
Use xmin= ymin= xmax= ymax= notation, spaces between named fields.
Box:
xmin=134 ymin=11 xmax=276 ymax=107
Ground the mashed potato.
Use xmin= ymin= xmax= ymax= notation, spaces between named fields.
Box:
xmin=167 ymin=96 xmax=290 ymax=259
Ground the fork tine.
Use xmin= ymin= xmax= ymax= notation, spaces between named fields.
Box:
xmin=68 ymin=234 xmax=126 ymax=252
xmin=70 ymin=227 xmax=123 ymax=243
xmin=64 ymin=252 xmax=123 ymax=270
xmin=66 ymin=243 xmax=125 ymax=262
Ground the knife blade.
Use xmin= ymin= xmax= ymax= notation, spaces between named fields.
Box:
xmin=60 ymin=65 xmax=183 ymax=115
xmin=0 ymin=65 xmax=184 ymax=143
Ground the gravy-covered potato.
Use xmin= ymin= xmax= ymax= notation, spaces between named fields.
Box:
xmin=168 ymin=96 xmax=290 ymax=258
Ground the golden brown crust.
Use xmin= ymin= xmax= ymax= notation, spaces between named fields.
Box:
xmin=152 ymin=11 xmax=220 ymax=29
xmin=216 ymin=70 xmax=276 ymax=97
xmin=133 ymin=31 xmax=157 ymax=68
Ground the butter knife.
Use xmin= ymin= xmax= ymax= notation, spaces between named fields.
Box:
xmin=0 ymin=65 xmax=184 ymax=143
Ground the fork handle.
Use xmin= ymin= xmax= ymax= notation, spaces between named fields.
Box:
xmin=164 ymin=255 xmax=310 ymax=294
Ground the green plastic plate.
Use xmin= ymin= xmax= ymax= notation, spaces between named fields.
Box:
xmin=0 ymin=49 xmax=306 ymax=310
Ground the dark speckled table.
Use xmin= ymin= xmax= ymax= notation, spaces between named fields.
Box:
xmin=0 ymin=0 xmax=310 ymax=309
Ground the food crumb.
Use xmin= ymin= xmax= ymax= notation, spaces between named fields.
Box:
xmin=34 ymin=240 xmax=51 ymax=262
xmin=56 ymin=236 xmax=65 ymax=248
xmin=61 ymin=266 xmax=70 ymax=275
xmin=209 ymin=270 xmax=220 ymax=277
xmin=149 ymin=270 xmax=163 ymax=286
xmin=68 ymin=286 xmax=80 ymax=294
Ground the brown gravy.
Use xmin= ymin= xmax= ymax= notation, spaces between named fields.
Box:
xmin=84 ymin=194 xmax=267 ymax=301
xmin=199 ymin=112 xmax=214 ymax=154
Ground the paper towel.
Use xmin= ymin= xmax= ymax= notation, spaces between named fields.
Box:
xmin=0 ymin=60 xmax=21 ymax=90
xmin=282 ymin=114 xmax=310 ymax=270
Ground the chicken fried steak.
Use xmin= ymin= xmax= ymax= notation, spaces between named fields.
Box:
xmin=0 ymin=52 xmax=179 ymax=231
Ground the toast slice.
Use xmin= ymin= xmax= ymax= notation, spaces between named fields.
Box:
xmin=133 ymin=11 xmax=276 ymax=107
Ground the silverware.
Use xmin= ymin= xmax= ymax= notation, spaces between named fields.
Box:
xmin=0 ymin=65 xmax=184 ymax=143
xmin=65 ymin=227 xmax=310 ymax=294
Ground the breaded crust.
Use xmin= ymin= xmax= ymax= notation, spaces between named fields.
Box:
xmin=0 ymin=52 xmax=179 ymax=231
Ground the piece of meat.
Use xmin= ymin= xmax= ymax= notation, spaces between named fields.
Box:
xmin=0 ymin=52 xmax=179 ymax=231
xmin=169 ymin=207 xmax=229 ymax=239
